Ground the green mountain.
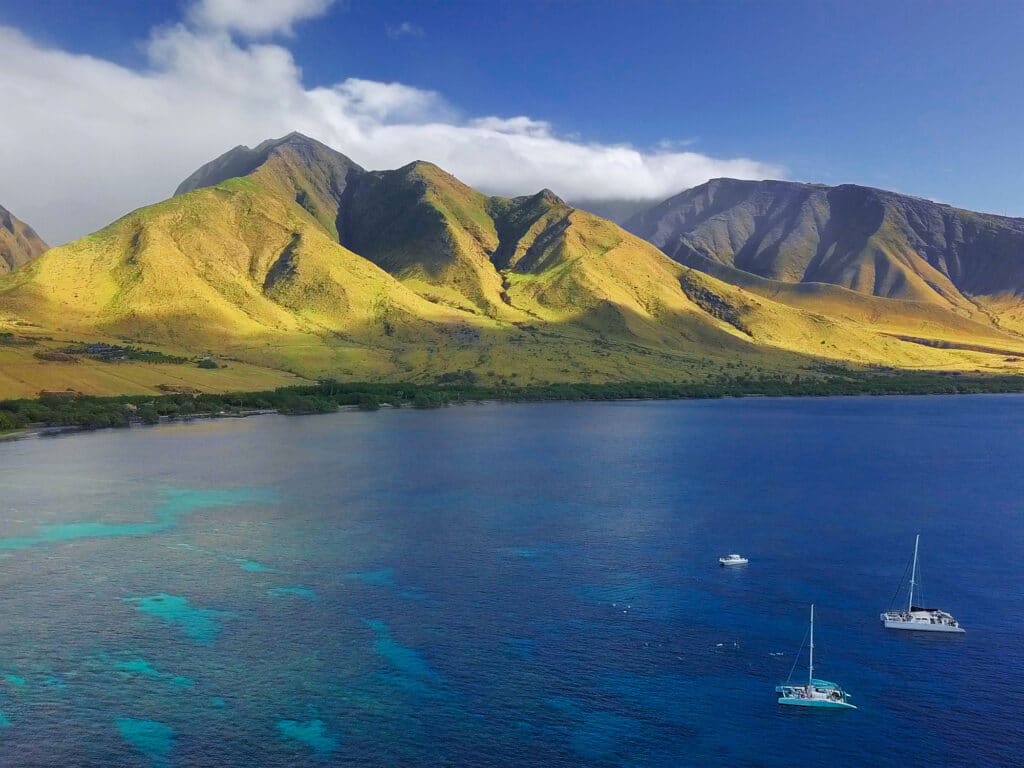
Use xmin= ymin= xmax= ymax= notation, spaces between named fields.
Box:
xmin=0 ymin=204 xmax=48 ymax=275
xmin=337 ymin=161 xmax=514 ymax=317
xmin=2 ymin=134 xmax=1023 ymax=399
xmin=175 ymin=132 xmax=365 ymax=240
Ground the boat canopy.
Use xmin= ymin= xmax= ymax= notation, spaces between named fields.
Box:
xmin=810 ymin=679 xmax=841 ymax=689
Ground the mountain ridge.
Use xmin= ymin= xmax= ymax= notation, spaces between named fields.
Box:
xmin=176 ymin=132 xmax=366 ymax=239
xmin=2 ymin=133 xmax=1023 ymax=399
xmin=623 ymin=178 xmax=1024 ymax=318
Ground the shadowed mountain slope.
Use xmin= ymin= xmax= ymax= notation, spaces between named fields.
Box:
xmin=0 ymin=204 xmax=48 ymax=275
xmin=338 ymin=162 xmax=597 ymax=319
xmin=337 ymin=161 xmax=513 ymax=317
xmin=625 ymin=178 xmax=1024 ymax=315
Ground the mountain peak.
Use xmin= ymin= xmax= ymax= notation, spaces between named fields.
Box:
xmin=173 ymin=133 xmax=366 ymax=239
xmin=174 ymin=132 xmax=363 ymax=197
xmin=274 ymin=130 xmax=314 ymax=143
xmin=253 ymin=131 xmax=333 ymax=155
xmin=396 ymin=160 xmax=454 ymax=184
xmin=534 ymin=188 xmax=564 ymax=205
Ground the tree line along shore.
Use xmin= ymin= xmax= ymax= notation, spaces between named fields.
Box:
xmin=2 ymin=371 xmax=1024 ymax=436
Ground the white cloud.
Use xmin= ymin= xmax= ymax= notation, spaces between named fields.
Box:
xmin=331 ymin=78 xmax=452 ymax=124
xmin=386 ymin=21 xmax=425 ymax=40
xmin=188 ymin=0 xmax=336 ymax=37
xmin=470 ymin=116 xmax=552 ymax=137
xmin=0 ymin=15 xmax=781 ymax=244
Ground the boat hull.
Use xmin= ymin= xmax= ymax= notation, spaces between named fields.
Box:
xmin=882 ymin=619 xmax=965 ymax=633
xmin=778 ymin=697 xmax=857 ymax=709
xmin=719 ymin=557 xmax=748 ymax=566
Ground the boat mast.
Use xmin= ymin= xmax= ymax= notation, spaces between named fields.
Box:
xmin=808 ymin=604 xmax=814 ymax=686
xmin=908 ymin=534 xmax=920 ymax=612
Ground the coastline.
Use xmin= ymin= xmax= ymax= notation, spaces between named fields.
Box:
xmin=3 ymin=373 xmax=1024 ymax=444
xmin=0 ymin=408 xmax=281 ymax=442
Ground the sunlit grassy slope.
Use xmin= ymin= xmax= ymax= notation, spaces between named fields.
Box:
xmin=175 ymin=132 xmax=364 ymax=241
xmin=0 ymin=336 xmax=301 ymax=400
xmin=1 ymin=133 xmax=1022 ymax=398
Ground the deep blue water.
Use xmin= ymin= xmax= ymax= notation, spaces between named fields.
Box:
xmin=0 ymin=396 xmax=1022 ymax=767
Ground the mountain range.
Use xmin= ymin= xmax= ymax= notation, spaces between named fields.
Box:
xmin=1 ymin=133 xmax=1022 ymax=398
xmin=623 ymin=178 xmax=1024 ymax=330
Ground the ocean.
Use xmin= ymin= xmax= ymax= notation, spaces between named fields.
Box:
xmin=0 ymin=396 xmax=1021 ymax=767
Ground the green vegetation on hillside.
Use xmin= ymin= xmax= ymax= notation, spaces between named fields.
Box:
xmin=2 ymin=133 xmax=1023 ymax=400
xmin=60 ymin=342 xmax=189 ymax=364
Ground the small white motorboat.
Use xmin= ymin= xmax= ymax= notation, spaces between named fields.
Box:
xmin=719 ymin=554 xmax=749 ymax=566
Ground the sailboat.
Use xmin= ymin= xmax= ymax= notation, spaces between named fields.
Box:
xmin=775 ymin=604 xmax=856 ymax=709
xmin=880 ymin=534 xmax=964 ymax=632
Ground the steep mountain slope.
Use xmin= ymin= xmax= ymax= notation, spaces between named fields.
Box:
xmin=625 ymin=178 xmax=1024 ymax=315
xmin=334 ymin=163 xmax=1015 ymax=374
xmin=175 ymin=133 xmax=365 ymax=239
xmin=2 ymin=135 xmax=1023 ymax=399
xmin=336 ymin=160 xmax=702 ymax=331
xmin=337 ymin=162 xmax=514 ymax=317
xmin=0 ymin=175 xmax=471 ymax=378
xmin=0 ymin=204 xmax=48 ymax=275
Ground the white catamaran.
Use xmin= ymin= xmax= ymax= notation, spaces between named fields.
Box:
xmin=776 ymin=604 xmax=856 ymax=710
xmin=880 ymin=534 xmax=964 ymax=633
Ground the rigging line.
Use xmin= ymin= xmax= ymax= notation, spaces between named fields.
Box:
xmin=784 ymin=625 xmax=810 ymax=685
xmin=888 ymin=549 xmax=915 ymax=609
xmin=916 ymin=551 xmax=924 ymax=605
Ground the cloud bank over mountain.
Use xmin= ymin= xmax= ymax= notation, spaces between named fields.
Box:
xmin=0 ymin=0 xmax=781 ymax=243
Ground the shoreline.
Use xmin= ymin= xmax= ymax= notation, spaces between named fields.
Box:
xmin=0 ymin=408 xmax=281 ymax=442
xmin=3 ymin=375 xmax=1024 ymax=443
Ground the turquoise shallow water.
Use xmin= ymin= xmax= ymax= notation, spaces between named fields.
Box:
xmin=125 ymin=594 xmax=232 ymax=645
xmin=0 ymin=397 xmax=1021 ymax=766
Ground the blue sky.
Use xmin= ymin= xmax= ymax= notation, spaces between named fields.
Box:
xmin=1 ymin=0 xmax=1022 ymax=241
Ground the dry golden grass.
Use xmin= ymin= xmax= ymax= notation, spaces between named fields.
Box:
xmin=0 ymin=337 xmax=302 ymax=399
